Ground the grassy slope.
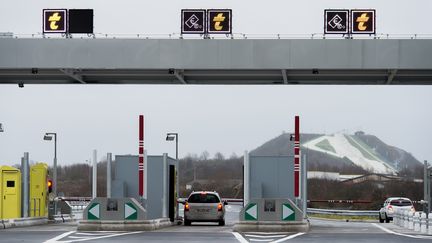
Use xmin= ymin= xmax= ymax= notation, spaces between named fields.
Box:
xmin=315 ymin=139 xmax=337 ymax=153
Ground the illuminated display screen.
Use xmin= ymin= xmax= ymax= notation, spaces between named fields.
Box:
xmin=207 ymin=9 xmax=232 ymax=34
xmin=351 ymin=10 xmax=375 ymax=34
xmin=324 ymin=10 xmax=349 ymax=34
xmin=182 ymin=9 xmax=206 ymax=34
xmin=43 ymin=9 xmax=67 ymax=33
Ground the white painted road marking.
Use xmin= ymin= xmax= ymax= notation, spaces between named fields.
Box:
xmin=234 ymin=232 xmax=305 ymax=243
xmin=43 ymin=231 xmax=143 ymax=243
xmin=271 ymin=232 xmax=305 ymax=243
xmin=372 ymin=223 xmax=432 ymax=240
xmin=232 ymin=232 xmax=249 ymax=243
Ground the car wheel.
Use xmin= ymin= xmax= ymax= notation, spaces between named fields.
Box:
xmin=184 ymin=219 xmax=191 ymax=226
xmin=379 ymin=214 xmax=384 ymax=223
xmin=385 ymin=214 xmax=390 ymax=223
xmin=218 ymin=220 xmax=225 ymax=226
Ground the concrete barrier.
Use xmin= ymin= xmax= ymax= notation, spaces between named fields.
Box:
xmin=234 ymin=198 xmax=309 ymax=233
xmin=78 ymin=218 xmax=172 ymax=231
xmin=78 ymin=197 xmax=173 ymax=231
xmin=1 ymin=217 xmax=48 ymax=229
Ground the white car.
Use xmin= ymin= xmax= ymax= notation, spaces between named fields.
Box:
xmin=183 ymin=191 xmax=227 ymax=226
xmin=379 ymin=197 xmax=415 ymax=223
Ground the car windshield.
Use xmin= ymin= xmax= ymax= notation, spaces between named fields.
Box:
xmin=188 ymin=193 xmax=220 ymax=203
xmin=390 ymin=199 xmax=412 ymax=206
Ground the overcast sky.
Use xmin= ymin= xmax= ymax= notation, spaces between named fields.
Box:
xmin=1 ymin=1 xmax=432 ymax=166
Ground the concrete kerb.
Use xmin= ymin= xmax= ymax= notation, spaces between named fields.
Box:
xmin=77 ymin=218 xmax=172 ymax=231
xmin=1 ymin=217 xmax=48 ymax=229
xmin=233 ymin=220 xmax=310 ymax=233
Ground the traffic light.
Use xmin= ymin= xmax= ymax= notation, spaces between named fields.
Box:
xmin=47 ymin=179 xmax=53 ymax=193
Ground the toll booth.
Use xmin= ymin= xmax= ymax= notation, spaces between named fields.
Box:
xmin=248 ymin=156 xmax=294 ymax=199
xmin=0 ymin=166 xmax=21 ymax=219
xmin=112 ymin=154 xmax=177 ymax=221
xmin=29 ymin=163 xmax=48 ymax=217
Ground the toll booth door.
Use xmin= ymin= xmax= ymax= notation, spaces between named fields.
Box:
xmin=169 ymin=165 xmax=175 ymax=222
xmin=2 ymin=171 xmax=20 ymax=219
xmin=30 ymin=166 xmax=47 ymax=217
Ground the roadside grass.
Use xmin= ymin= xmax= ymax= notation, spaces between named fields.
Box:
xmin=309 ymin=213 xmax=378 ymax=221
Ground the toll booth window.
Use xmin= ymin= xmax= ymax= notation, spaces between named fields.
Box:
xmin=6 ymin=181 xmax=15 ymax=187
xmin=188 ymin=194 xmax=220 ymax=203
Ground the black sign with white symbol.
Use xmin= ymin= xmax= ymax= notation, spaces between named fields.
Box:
xmin=207 ymin=9 xmax=232 ymax=34
xmin=181 ymin=9 xmax=206 ymax=34
xmin=351 ymin=10 xmax=375 ymax=34
xmin=68 ymin=9 xmax=94 ymax=34
xmin=43 ymin=9 xmax=67 ymax=33
xmin=324 ymin=10 xmax=349 ymax=34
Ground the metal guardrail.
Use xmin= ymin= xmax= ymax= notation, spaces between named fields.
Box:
xmin=307 ymin=208 xmax=378 ymax=216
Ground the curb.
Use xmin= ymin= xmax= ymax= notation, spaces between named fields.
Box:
xmin=1 ymin=217 xmax=48 ymax=229
xmin=77 ymin=218 xmax=172 ymax=231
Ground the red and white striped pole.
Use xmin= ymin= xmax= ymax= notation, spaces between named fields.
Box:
xmin=294 ymin=116 xmax=300 ymax=198
xmin=139 ymin=115 xmax=144 ymax=198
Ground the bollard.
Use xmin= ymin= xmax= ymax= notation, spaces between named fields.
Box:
xmin=408 ymin=211 xmax=414 ymax=229
xmin=428 ymin=213 xmax=432 ymax=235
xmin=420 ymin=213 xmax=427 ymax=233
xmin=414 ymin=212 xmax=420 ymax=232
xmin=393 ymin=209 xmax=397 ymax=225
xmin=404 ymin=210 xmax=409 ymax=228
xmin=394 ymin=209 xmax=399 ymax=226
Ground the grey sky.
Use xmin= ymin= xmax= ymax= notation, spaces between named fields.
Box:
xmin=1 ymin=1 xmax=432 ymax=166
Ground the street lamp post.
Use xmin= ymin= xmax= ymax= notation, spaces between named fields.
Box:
xmin=166 ymin=133 xmax=179 ymax=220
xmin=44 ymin=133 xmax=57 ymax=213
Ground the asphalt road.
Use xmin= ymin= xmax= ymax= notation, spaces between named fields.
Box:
xmin=1 ymin=205 xmax=432 ymax=243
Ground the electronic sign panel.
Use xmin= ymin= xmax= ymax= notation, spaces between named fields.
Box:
xmin=207 ymin=9 xmax=232 ymax=34
xmin=324 ymin=10 xmax=349 ymax=34
xmin=181 ymin=9 xmax=206 ymax=34
xmin=43 ymin=9 xmax=67 ymax=33
xmin=68 ymin=9 xmax=94 ymax=34
xmin=351 ymin=9 xmax=375 ymax=34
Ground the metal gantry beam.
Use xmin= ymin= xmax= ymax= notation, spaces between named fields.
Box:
xmin=1 ymin=39 xmax=432 ymax=85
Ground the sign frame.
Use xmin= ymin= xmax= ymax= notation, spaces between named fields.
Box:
xmin=181 ymin=9 xmax=206 ymax=34
xmin=43 ymin=9 xmax=68 ymax=34
xmin=351 ymin=9 xmax=376 ymax=34
xmin=324 ymin=9 xmax=350 ymax=35
xmin=207 ymin=9 xmax=232 ymax=34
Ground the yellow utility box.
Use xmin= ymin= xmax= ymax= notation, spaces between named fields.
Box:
xmin=30 ymin=163 xmax=48 ymax=217
xmin=0 ymin=166 xmax=21 ymax=219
